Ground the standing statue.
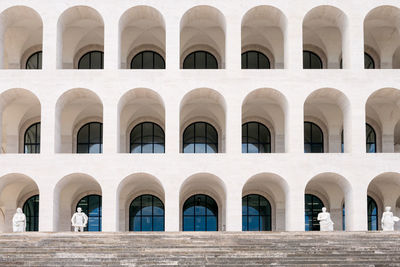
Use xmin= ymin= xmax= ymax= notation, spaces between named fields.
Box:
xmin=12 ymin=208 xmax=26 ymax=232
xmin=317 ymin=207 xmax=334 ymax=231
xmin=381 ymin=206 xmax=400 ymax=231
xmin=71 ymin=207 xmax=88 ymax=232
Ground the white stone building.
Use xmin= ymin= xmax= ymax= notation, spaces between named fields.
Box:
xmin=0 ymin=0 xmax=400 ymax=233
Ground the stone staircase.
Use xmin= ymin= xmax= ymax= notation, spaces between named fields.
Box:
xmin=0 ymin=232 xmax=400 ymax=266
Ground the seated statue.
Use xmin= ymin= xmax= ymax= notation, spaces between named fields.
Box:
xmin=317 ymin=207 xmax=334 ymax=231
xmin=382 ymin=206 xmax=400 ymax=231
xmin=12 ymin=208 xmax=26 ymax=232
xmin=71 ymin=207 xmax=88 ymax=232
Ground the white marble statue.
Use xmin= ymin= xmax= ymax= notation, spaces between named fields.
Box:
xmin=317 ymin=207 xmax=334 ymax=231
xmin=12 ymin=208 xmax=26 ymax=232
xmin=71 ymin=207 xmax=88 ymax=232
xmin=381 ymin=206 xmax=400 ymax=231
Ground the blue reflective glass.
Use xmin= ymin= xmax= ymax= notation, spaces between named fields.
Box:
xmin=195 ymin=216 xmax=206 ymax=231
xmin=77 ymin=195 xmax=101 ymax=231
xmin=183 ymin=194 xmax=218 ymax=231
xmin=129 ymin=194 xmax=165 ymax=231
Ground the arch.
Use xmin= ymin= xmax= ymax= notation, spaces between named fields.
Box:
xmin=117 ymin=88 xmax=165 ymax=153
xmin=130 ymin=51 xmax=165 ymax=69
xmin=0 ymin=88 xmax=41 ymax=153
xmin=305 ymin=172 xmax=352 ymax=231
xmin=183 ymin=50 xmax=218 ymax=69
xmin=242 ymin=194 xmax=271 ymax=231
xmin=304 ymin=88 xmax=350 ymax=153
xmin=130 ymin=122 xmax=164 ymax=153
xmin=25 ymin=51 xmax=42 ymax=69
xmin=183 ymin=194 xmax=218 ymax=231
xmin=77 ymin=122 xmax=102 ymax=153
xmin=77 ymin=50 xmax=103 ymax=69
xmin=0 ymin=6 xmax=43 ymax=69
xmin=366 ymin=88 xmax=400 ymax=153
xmin=242 ymin=122 xmax=271 ymax=153
xmin=304 ymin=121 xmax=324 ymax=153
xmin=179 ymin=173 xmax=226 ymax=231
xmin=242 ymin=88 xmax=287 ymax=153
xmin=22 ymin=194 xmax=39 ymax=231
xmin=24 ymin=122 xmax=40 ymax=153
xmin=53 ymin=173 xmax=102 ymax=231
xmin=117 ymin=173 xmax=165 ymax=231
xmin=57 ymin=6 xmax=104 ymax=69
xmin=0 ymin=173 xmax=39 ymax=232
xmin=242 ymin=173 xmax=288 ymax=231
xmin=183 ymin=122 xmax=218 ymax=153
xmin=303 ymin=5 xmax=347 ymax=69
xmin=180 ymin=6 xmax=226 ymax=69
xmin=55 ymin=88 xmax=103 ymax=153
xmin=129 ymin=194 xmax=164 ymax=231
xmin=119 ymin=6 xmax=165 ymax=69
xmin=364 ymin=6 xmax=400 ymax=69
xmin=303 ymin=50 xmax=323 ymax=69
xmin=76 ymin=194 xmax=101 ymax=231
xmin=241 ymin=5 xmax=286 ymax=69
xmin=180 ymin=88 xmax=226 ymax=152
xmin=367 ymin=172 xmax=400 ymax=230
xmin=241 ymin=51 xmax=270 ymax=69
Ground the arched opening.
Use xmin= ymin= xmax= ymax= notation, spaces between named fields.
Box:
xmin=366 ymin=88 xmax=400 ymax=153
xmin=24 ymin=122 xmax=40 ymax=154
xmin=22 ymin=194 xmax=39 ymax=231
xmin=242 ymin=173 xmax=288 ymax=231
xmin=180 ymin=6 xmax=226 ymax=69
xmin=304 ymin=88 xmax=350 ymax=153
xmin=183 ymin=194 xmax=218 ymax=231
xmin=242 ymin=122 xmax=271 ymax=153
xmin=367 ymin=172 xmax=400 ymax=230
xmin=183 ymin=122 xmax=218 ymax=153
xmin=117 ymin=88 xmax=165 ymax=153
xmin=57 ymin=6 xmax=104 ymax=69
xmin=179 ymin=173 xmax=226 ymax=231
xmin=53 ymin=173 xmax=102 ymax=231
xmin=0 ymin=173 xmax=39 ymax=232
xmin=117 ymin=173 xmax=165 ymax=231
xmin=55 ymin=88 xmax=103 ymax=153
xmin=241 ymin=6 xmax=285 ymax=69
xmin=0 ymin=6 xmax=43 ymax=69
xmin=242 ymin=88 xmax=287 ymax=153
xmin=119 ymin=6 xmax=165 ymax=69
xmin=77 ymin=50 xmax=103 ymax=69
xmin=364 ymin=6 xmax=400 ymax=69
xmin=183 ymin=51 xmax=218 ymax=69
xmin=0 ymin=88 xmax=41 ymax=153
xmin=76 ymin=122 xmax=102 ymax=153
xmin=26 ymin=51 xmax=42 ymax=69
xmin=304 ymin=122 xmax=324 ymax=153
xmin=180 ymin=88 xmax=226 ymax=153
xmin=305 ymin=173 xmax=351 ymax=231
xmin=129 ymin=194 xmax=164 ymax=231
xmin=364 ymin=52 xmax=375 ymax=69
xmin=303 ymin=6 xmax=347 ymax=69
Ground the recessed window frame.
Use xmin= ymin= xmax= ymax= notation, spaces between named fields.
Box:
xmin=182 ymin=194 xmax=218 ymax=232
xmin=130 ymin=122 xmax=165 ymax=154
xmin=182 ymin=121 xmax=218 ymax=153
xmin=304 ymin=121 xmax=324 ymax=153
xmin=242 ymin=194 xmax=272 ymax=231
xmin=129 ymin=194 xmax=165 ymax=231
xmin=130 ymin=50 xmax=165 ymax=69
xmin=242 ymin=121 xmax=271 ymax=153
xmin=183 ymin=50 xmax=218 ymax=69
xmin=305 ymin=193 xmax=324 ymax=231
xmin=76 ymin=194 xmax=102 ymax=232
xmin=77 ymin=122 xmax=103 ymax=154
xmin=78 ymin=50 xmax=104 ymax=69
xmin=23 ymin=194 xmax=39 ymax=231
xmin=303 ymin=50 xmax=323 ymax=69
xmin=241 ymin=51 xmax=271 ymax=69
xmin=24 ymin=122 xmax=40 ymax=154
xmin=25 ymin=51 xmax=42 ymax=69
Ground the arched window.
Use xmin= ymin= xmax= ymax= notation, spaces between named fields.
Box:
xmin=26 ymin=51 xmax=42 ymax=69
xmin=130 ymin=122 xmax=165 ymax=153
xmin=23 ymin=195 xmax=39 ymax=231
xmin=77 ymin=122 xmax=103 ymax=154
xmin=24 ymin=122 xmax=40 ymax=154
xmin=183 ymin=122 xmax=218 ymax=153
xmin=341 ymin=129 xmax=344 ymax=153
xmin=364 ymin=52 xmax=375 ymax=69
xmin=241 ymin=51 xmax=270 ymax=69
xmin=183 ymin=194 xmax=218 ymax=231
xmin=303 ymin=50 xmax=323 ymax=69
xmin=342 ymin=203 xmax=345 ymax=231
xmin=242 ymin=122 xmax=271 ymax=153
xmin=305 ymin=194 xmax=324 ymax=231
xmin=129 ymin=194 xmax=164 ymax=231
xmin=78 ymin=51 xmax=104 ymax=69
xmin=366 ymin=123 xmax=376 ymax=153
xmin=183 ymin=51 xmax=218 ymax=69
xmin=131 ymin=51 xmax=165 ymax=69
xmin=304 ymin=122 xmax=324 ymax=153
xmin=242 ymin=194 xmax=271 ymax=231
xmin=368 ymin=196 xmax=378 ymax=231
xmin=76 ymin=194 xmax=102 ymax=231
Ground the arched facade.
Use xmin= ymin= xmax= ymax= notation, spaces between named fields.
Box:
xmin=57 ymin=6 xmax=104 ymax=69
xmin=0 ymin=6 xmax=43 ymax=69
xmin=180 ymin=6 xmax=226 ymax=69
xmin=0 ymin=88 xmax=41 ymax=153
xmin=119 ymin=6 xmax=165 ymax=69
xmin=53 ymin=173 xmax=102 ymax=231
xmin=55 ymin=88 xmax=103 ymax=153
xmin=180 ymin=88 xmax=226 ymax=153
xmin=241 ymin=6 xmax=286 ymax=69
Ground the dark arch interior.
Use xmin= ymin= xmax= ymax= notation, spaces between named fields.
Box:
xmin=242 ymin=194 xmax=271 ymax=231
xmin=129 ymin=194 xmax=165 ymax=231
xmin=76 ymin=194 xmax=102 ymax=231
xmin=183 ymin=194 xmax=218 ymax=231
xmin=183 ymin=51 xmax=218 ymax=69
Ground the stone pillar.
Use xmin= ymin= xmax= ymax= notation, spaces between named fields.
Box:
xmin=225 ymin=14 xmax=241 ymax=70
xmin=42 ymin=15 xmax=57 ymax=70
xmin=101 ymin=180 xmax=117 ymax=232
xmin=284 ymin=15 xmax=302 ymax=70
xmin=382 ymin=133 xmax=394 ymax=153
xmin=345 ymin=98 xmax=364 ymax=154
xmin=164 ymin=93 xmax=180 ymax=154
xmin=103 ymin=16 xmax=119 ymax=70
xmin=225 ymin=96 xmax=242 ymax=154
xmin=102 ymin=98 xmax=118 ymax=154
xmin=225 ymin=180 xmax=242 ymax=231
xmin=165 ymin=16 xmax=180 ymax=70
xmin=285 ymin=97 xmax=304 ymax=153
xmin=345 ymin=182 xmax=367 ymax=231
xmin=164 ymin=181 xmax=180 ymax=231
xmin=285 ymin=185 xmax=304 ymax=231
xmin=40 ymin=99 xmax=56 ymax=154
xmin=38 ymin=180 xmax=55 ymax=231
xmin=342 ymin=16 xmax=363 ymax=70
